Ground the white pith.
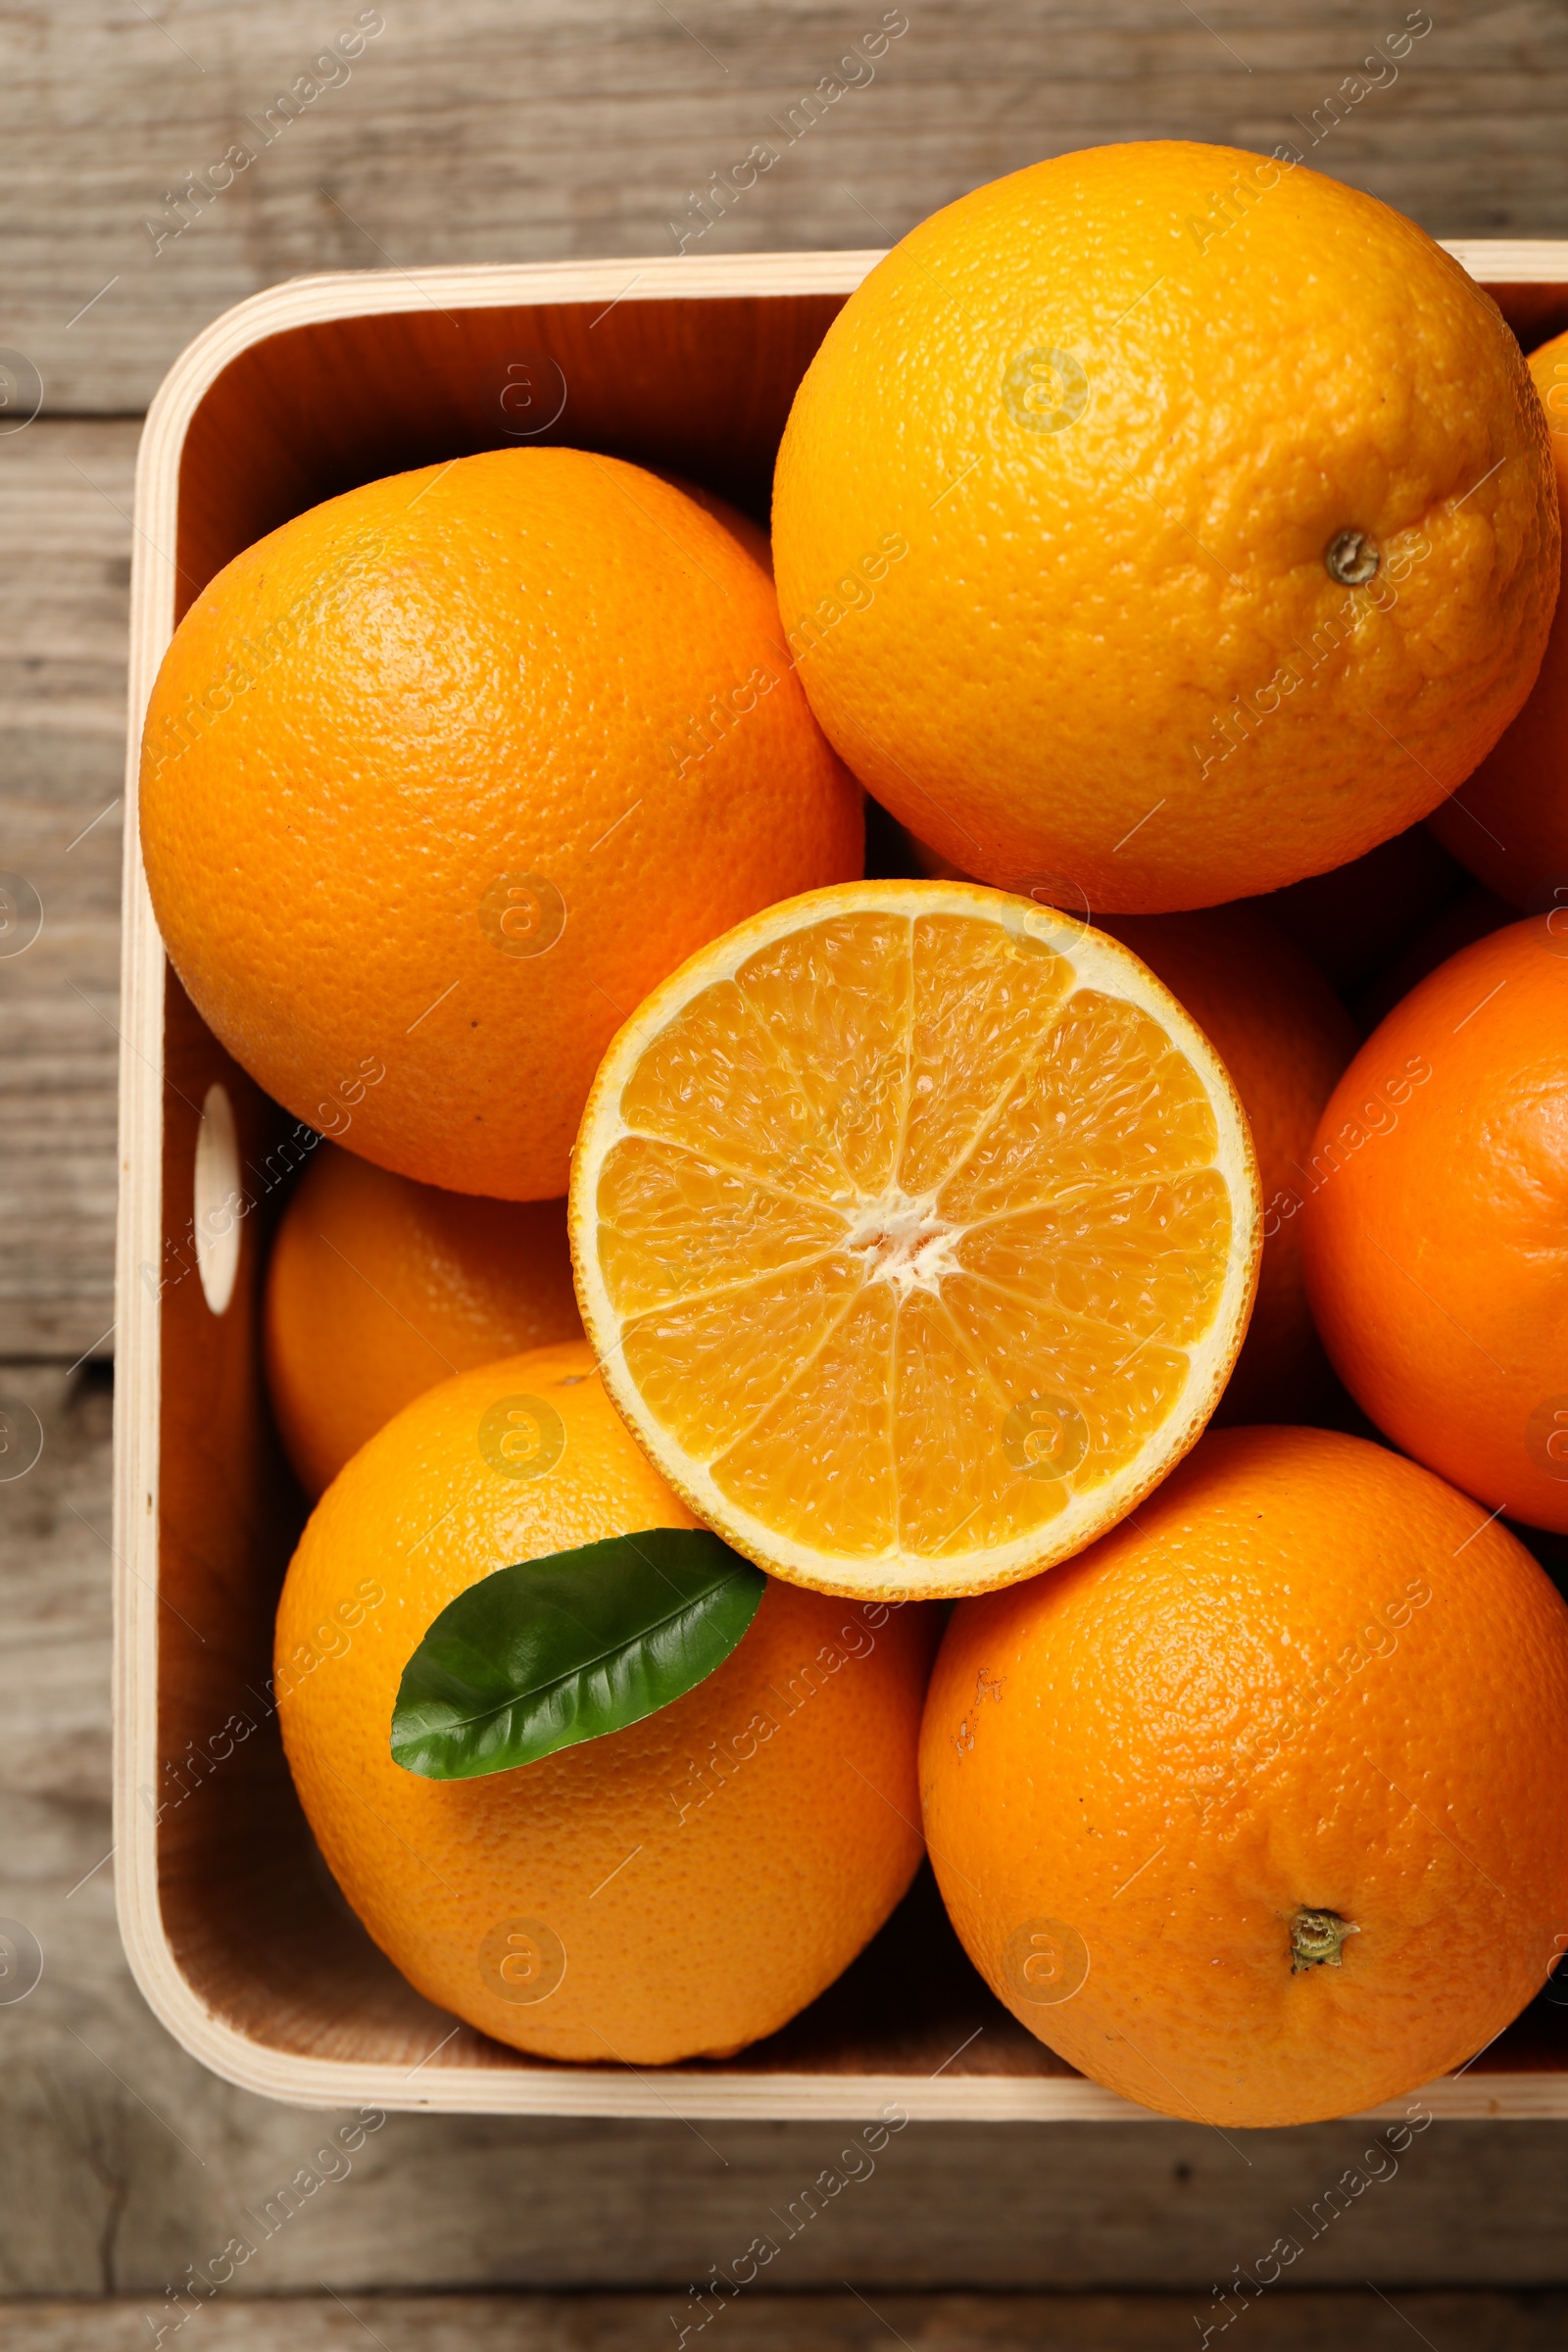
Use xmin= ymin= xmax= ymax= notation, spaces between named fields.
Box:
xmin=569 ymin=880 xmax=1262 ymax=1602
xmin=844 ymin=1190 xmax=961 ymax=1297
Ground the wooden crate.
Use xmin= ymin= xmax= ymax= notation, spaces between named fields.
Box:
xmin=114 ymin=246 xmax=1568 ymax=2117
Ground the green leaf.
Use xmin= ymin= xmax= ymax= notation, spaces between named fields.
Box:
xmin=390 ymin=1528 xmax=767 ymax=1781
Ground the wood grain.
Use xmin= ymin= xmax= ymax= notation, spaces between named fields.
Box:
xmin=7 ymin=0 xmax=1568 ymax=416
xmin=0 ymin=422 xmax=135 ymax=1359
xmin=7 ymin=2291 xmax=1568 ymax=2350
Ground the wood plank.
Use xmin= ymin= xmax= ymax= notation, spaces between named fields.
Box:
xmin=0 ymin=421 xmax=136 ymax=1358
xmin=8 ymin=0 xmax=1568 ymax=416
xmin=6 ymin=2292 xmax=1568 ymax=2351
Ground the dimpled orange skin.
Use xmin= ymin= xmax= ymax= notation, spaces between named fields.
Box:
xmin=140 ymin=450 xmax=861 ymax=1200
xmin=1432 ymin=329 xmax=1568 ymax=907
xmin=773 ymin=142 xmax=1558 ymax=912
xmin=264 ymin=1142 xmax=581 ymax=1499
xmin=275 ymin=1340 xmax=933 ymax=2065
xmin=1102 ymin=907 xmax=1356 ymax=1422
xmin=921 ymin=1426 xmax=1568 ymax=2127
xmin=1300 ymin=918 xmax=1568 ymax=1533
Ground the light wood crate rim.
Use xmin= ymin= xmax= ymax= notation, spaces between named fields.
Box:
xmin=114 ymin=243 xmax=1568 ymax=2119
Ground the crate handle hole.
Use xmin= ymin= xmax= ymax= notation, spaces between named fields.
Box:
xmin=193 ymin=1082 xmax=241 ymax=1316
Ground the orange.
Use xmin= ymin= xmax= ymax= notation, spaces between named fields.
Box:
xmin=773 ymin=142 xmax=1558 ymax=912
xmin=921 ymin=1425 xmax=1568 ymax=2126
xmin=275 ymin=1339 xmax=934 ymax=2065
xmin=1300 ymin=917 xmax=1568 ymax=1533
xmin=264 ymin=1141 xmax=580 ymax=1498
xmin=569 ymin=878 xmax=1260 ymax=1602
xmin=140 ymin=449 xmax=861 ymax=1200
xmin=1101 ymin=907 xmax=1356 ymax=1420
xmin=1431 ymin=327 xmax=1568 ymax=908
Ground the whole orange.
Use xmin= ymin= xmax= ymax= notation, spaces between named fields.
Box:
xmin=140 ymin=450 xmax=861 ymax=1200
xmin=1300 ymin=917 xmax=1568 ymax=1532
xmin=1102 ymin=906 xmax=1356 ymax=1419
xmin=773 ymin=142 xmax=1557 ymax=911
xmin=264 ymin=1142 xmax=580 ymax=1499
xmin=921 ymin=1425 xmax=1568 ymax=2126
xmin=1432 ymin=327 xmax=1568 ymax=908
xmin=275 ymin=1339 xmax=934 ymax=2064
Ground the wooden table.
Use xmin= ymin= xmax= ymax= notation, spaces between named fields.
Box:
xmin=5 ymin=4 xmax=1568 ymax=2339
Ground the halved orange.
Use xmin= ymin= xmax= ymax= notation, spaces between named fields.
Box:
xmin=569 ymin=881 xmax=1261 ymax=1599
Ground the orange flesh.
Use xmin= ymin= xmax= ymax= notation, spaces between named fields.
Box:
xmin=594 ymin=910 xmax=1236 ymax=1563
